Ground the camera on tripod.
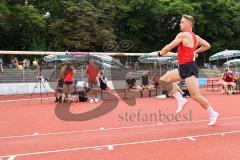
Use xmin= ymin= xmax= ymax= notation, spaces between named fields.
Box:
xmin=35 ymin=66 xmax=45 ymax=82
xmin=29 ymin=64 xmax=51 ymax=103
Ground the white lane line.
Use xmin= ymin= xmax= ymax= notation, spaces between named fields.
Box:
xmin=0 ymin=130 xmax=240 ymax=159
xmin=7 ymin=155 xmax=16 ymax=160
xmin=33 ymin=132 xmax=39 ymax=136
xmin=219 ymin=133 xmax=225 ymax=136
xmin=93 ymin=147 xmax=104 ymax=151
xmin=177 ymin=138 xmax=183 ymax=141
xmin=1 ymin=116 xmax=240 ymax=140
xmin=187 ymin=137 xmax=196 ymax=141
xmin=107 ymin=145 xmax=114 ymax=150
xmin=0 ymin=97 xmax=55 ymax=103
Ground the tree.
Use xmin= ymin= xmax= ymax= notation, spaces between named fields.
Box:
xmin=0 ymin=2 xmax=46 ymax=50
xmin=49 ymin=0 xmax=116 ymax=51
xmin=114 ymin=0 xmax=198 ymax=52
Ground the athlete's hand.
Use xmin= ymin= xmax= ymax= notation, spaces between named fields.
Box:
xmin=194 ymin=52 xmax=199 ymax=58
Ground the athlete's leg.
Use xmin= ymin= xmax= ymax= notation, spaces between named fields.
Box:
xmin=159 ymin=69 xmax=188 ymax=113
xmin=185 ymin=75 xmax=219 ymax=125
xmin=230 ymin=82 xmax=236 ymax=93
xmin=185 ymin=76 xmax=209 ymax=109
xmin=160 ymin=69 xmax=182 ymax=92
xmin=223 ymin=81 xmax=228 ymax=92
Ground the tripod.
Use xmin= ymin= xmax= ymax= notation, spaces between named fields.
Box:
xmin=28 ymin=68 xmax=51 ymax=103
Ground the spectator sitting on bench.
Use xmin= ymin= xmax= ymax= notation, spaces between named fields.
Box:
xmin=98 ymin=72 xmax=109 ymax=98
xmin=138 ymin=73 xmax=153 ymax=97
xmin=23 ymin=58 xmax=30 ymax=70
xmin=125 ymin=75 xmax=136 ymax=98
xmin=234 ymin=74 xmax=240 ymax=93
xmin=78 ymin=82 xmax=89 ymax=102
xmin=98 ymin=72 xmax=108 ymax=91
xmin=55 ymin=78 xmax=64 ymax=103
xmin=11 ymin=57 xmax=18 ymax=69
xmin=150 ymin=73 xmax=160 ymax=96
xmin=126 ymin=75 xmax=136 ymax=90
xmin=222 ymin=68 xmax=236 ymax=94
xmin=0 ymin=57 xmax=3 ymax=72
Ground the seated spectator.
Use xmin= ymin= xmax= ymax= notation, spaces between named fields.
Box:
xmin=124 ymin=75 xmax=137 ymax=98
xmin=151 ymin=73 xmax=160 ymax=87
xmin=98 ymin=72 xmax=108 ymax=91
xmin=138 ymin=73 xmax=153 ymax=97
xmin=0 ymin=58 xmax=3 ymax=72
xmin=222 ymin=68 xmax=236 ymax=94
xmin=23 ymin=58 xmax=30 ymax=70
xmin=150 ymin=73 xmax=160 ymax=95
xmin=126 ymin=75 xmax=136 ymax=90
xmin=77 ymin=78 xmax=89 ymax=102
xmin=32 ymin=59 xmax=38 ymax=69
xmin=55 ymin=78 xmax=64 ymax=103
xmin=234 ymin=71 xmax=239 ymax=77
xmin=134 ymin=62 xmax=139 ymax=71
xmin=78 ymin=89 xmax=88 ymax=102
xmin=11 ymin=57 xmax=18 ymax=69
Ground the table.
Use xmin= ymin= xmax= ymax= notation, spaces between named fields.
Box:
xmin=207 ymin=78 xmax=221 ymax=92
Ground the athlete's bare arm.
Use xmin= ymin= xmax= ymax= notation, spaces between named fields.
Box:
xmin=195 ymin=35 xmax=211 ymax=54
xmin=159 ymin=33 xmax=184 ymax=56
xmin=164 ymin=52 xmax=178 ymax=56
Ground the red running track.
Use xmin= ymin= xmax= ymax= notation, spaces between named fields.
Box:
xmin=0 ymin=89 xmax=240 ymax=160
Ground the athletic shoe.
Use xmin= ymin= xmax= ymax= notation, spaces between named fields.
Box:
xmin=55 ymin=97 xmax=59 ymax=102
xmin=59 ymin=96 xmax=62 ymax=103
xmin=208 ymin=112 xmax=219 ymax=126
xmin=90 ymin=98 xmax=94 ymax=103
xmin=176 ymin=98 xmax=188 ymax=113
xmin=140 ymin=92 xmax=143 ymax=97
xmin=94 ymin=98 xmax=99 ymax=103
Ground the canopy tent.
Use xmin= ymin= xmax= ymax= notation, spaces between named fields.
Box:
xmin=44 ymin=52 xmax=125 ymax=70
xmin=224 ymin=59 xmax=240 ymax=67
xmin=138 ymin=55 xmax=176 ymax=64
xmin=43 ymin=55 xmax=77 ymax=62
xmin=89 ymin=55 xmax=123 ymax=69
xmin=0 ymin=50 xmax=149 ymax=56
xmin=209 ymin=50 xmax=240 ymax=61
xmin=223 ymin=59 xmax=240 ymax=72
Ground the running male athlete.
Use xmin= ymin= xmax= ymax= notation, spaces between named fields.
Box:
xmin=151 ymin=15 xmax=219 ymax=126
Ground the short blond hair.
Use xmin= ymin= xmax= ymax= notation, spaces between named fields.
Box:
xmin=182 ymin=14 xmax=195 ymax=26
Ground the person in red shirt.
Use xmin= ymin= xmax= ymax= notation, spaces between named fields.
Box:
xmin=151 ymin=14 xmax=219 ymax=126
xmin=86 ymin=59 xmax=100 ymax=103
xmin=222 ymin=68 xmax=236 ymax=94
xmin=61 ymin=61 xmax=75 ymax=102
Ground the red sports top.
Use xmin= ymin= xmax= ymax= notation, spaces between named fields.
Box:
xmin=223 ymin=73 xmax=234 ymax=82
xmin=86 ymin=64 xmax=99 ymax=82
xmin=63 ymin=69 xmax=74 ymax=82
xmin=177 ymin=32 xmax=197 ymax=65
